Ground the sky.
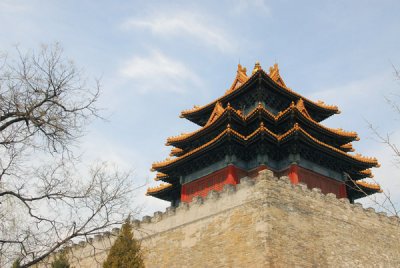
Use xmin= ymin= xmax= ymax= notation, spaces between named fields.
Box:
xmin=1 ymin=0 xmax=400 ymax=215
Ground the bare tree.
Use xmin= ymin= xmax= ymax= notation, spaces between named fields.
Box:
xmin=0 ymin=44 xmax=135 ymax=267
xmin=360 ymin=65 xmax=400 ymax=217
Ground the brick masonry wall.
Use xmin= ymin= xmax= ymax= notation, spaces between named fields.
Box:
xmin=41 ymin=171 xmax=400 ymax=267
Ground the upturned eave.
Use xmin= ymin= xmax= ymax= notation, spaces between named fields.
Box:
xmin=180 ymin=65 xmax=339 ymax=125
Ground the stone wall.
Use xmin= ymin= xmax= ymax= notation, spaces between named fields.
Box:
xmin=41 ymin=171 xmax=400 ymax=267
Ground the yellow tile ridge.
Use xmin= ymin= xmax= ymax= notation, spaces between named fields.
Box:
xmin=167 ymin=104 xmax=243 ymax=145
xmin=249 ymin=101 xmax=356 ymax=139
xmin=341 ymin=143 xmax=353 ymax=149
xmin=355 ymin=180 xmax=382 ymax=192
xmin=153 ymin=122 xmax=378 ymax=171
xmin=171 ymin=99 xmax=351 ymax=148
xmin=296 ymin=126 xmax=379 ymax=166
xmin=252 ymin=61 xmax=262 ymax=74
xmin=359 ymin=169 xmax=374 ymax=178
xmin=156 ymin=172 xmax=168 ymax=178
xmin=180 ymin=62 xmax=339 ymax=118
xmin=156 ymin=172 xmax=168 ymax=179
xmin=264 ymin=64 xmax=339 ymax=112
xmin=225 ymin=64 xmax=249 ymax=94
xmin=146 ymin=183 xmax=172 ymax=194
xmin=169 ymin=147 xmax=184 ymax=157
xmin=290 ymin=100 xmax=356 ymax=138
xmin=153 ymin=122 xmax=278 ymax=170
xmin=205 ymin=101 xmax=225 ymax=126
xmin=153 ymin=128 xmax=232 ymax=170
xmin=295 ymin=98 xmax=311 ymax=119
xmin=269 ymin=63 xmax=287 ymax=88
xmin=154 ymin=123 xmax=276 ymax=170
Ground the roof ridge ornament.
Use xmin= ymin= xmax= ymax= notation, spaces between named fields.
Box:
xmin=238 ymin=63 xmax=247 ymax=76
xmin=205 ymin=102 xmax=224 ymax=126
xmin=152 ymin=62 xmax=380 ymax=202
xmin=226 ymin=64 xmax=249 ymax=94
xmin=252 ymin=61 xmax=262 ymax=75
xmin=269 ymin=63 xmax=287 ymax=88
xmin=296 ymin=98 xmax=312 ymax=118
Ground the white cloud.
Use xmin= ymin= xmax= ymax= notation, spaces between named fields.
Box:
xmin=122 ymin=12 xmax=235 ymax=53
xmin=119 ymin=50 xmax=201 ymax=94
xmin=0 ymin=0 xmax=30 ymax=13
xmin=230 ymin=0 xmax=270 ymax=14
xmin=308 ymin=72 xmax=400 ymax=212
xmin=308 ymin=71 xmax=395 ymax=131
xmin=79 ymin=128 xmax=171 ymax=217
xmin=358 ymin=136 xmax=400 ymax=213
xmin=309 ymin=73 xmax=391 ymax=110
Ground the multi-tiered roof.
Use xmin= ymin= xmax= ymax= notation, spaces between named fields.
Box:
xmin=147 ymin=62 xmax=381 ymax=203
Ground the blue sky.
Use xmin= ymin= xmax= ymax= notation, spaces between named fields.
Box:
xmin=1 ymin=0 xmax=400 ymax=214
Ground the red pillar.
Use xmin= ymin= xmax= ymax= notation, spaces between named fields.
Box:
xmin=181 ymin=184 xmax=188 ymax=202
xmin=226 ymin=164 xmax=238 ymax=184
xmin=288 ymin=164 xmax=299 ymax=184
xmin=258 ymin=164 xmax=267 ymax=173
xmin=339 ymin=184 xmax=347 ymax=198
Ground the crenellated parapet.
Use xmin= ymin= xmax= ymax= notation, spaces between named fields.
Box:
xmin=59 ymin=170 xmax=399 ymax=262
xmin=40 ymin=170 xmax=400 ymax=267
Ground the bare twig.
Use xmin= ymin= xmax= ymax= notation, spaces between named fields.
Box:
xmin=0 ymin=44 xmax=136 ymax=267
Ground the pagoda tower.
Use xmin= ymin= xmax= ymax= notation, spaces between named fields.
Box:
xmin=147 ymin=62 xmax=381 ymax=206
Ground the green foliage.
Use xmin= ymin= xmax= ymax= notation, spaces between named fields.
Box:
xmin=51 ymin=253 xmax=70 ymax=268
xmin=103 ymin=218 xmax=144 ymax=268
xmin=11 ymin=258 xmax=21 ymax=268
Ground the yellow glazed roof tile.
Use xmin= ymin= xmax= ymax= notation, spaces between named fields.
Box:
xmin=155 ymin=172 xmax=169 ymax=181
xmin=225 ymin=64 xmax=249 ymax=94
xmin=167 ymin=103 xmax=243 ymax=145
xmin=340 ymin=143 xmax=354 ymax=151
xmin=146 ymin=183 xmax=172 ymax=195
xmin=153 ymin=123 xmax=378 ymax=171
xmin=170 ymin=100 xmax=355 ymax=147
xmin=359 ymin=169 xmax=373 ymax=178
xmin=355 ymin=180 xmax=382 ymax=192
xmin=169 ymin=147 xmax=184 ymax=157
xmin=180 ymin=62 xmax=339 ymax=118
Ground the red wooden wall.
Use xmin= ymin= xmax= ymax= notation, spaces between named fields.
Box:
xmin=181 ymin=165 xmax=240 ymax=202
xmin=181 ymin=165 xmax=267 ymax=202
xmin=286 ymin=165 xmax=347 ymax=198
xmin=181 ymin=164 xmax=347 ymax=202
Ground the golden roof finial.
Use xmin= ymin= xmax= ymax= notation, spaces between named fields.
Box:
xmin=252 ymin=61 xmax=262 ymax=75
xmin=237 ymin=63 xmax=247 ymax=75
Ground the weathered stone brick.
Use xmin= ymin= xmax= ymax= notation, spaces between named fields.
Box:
xmin=48 ymin=173 xmax=400 ymax=268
